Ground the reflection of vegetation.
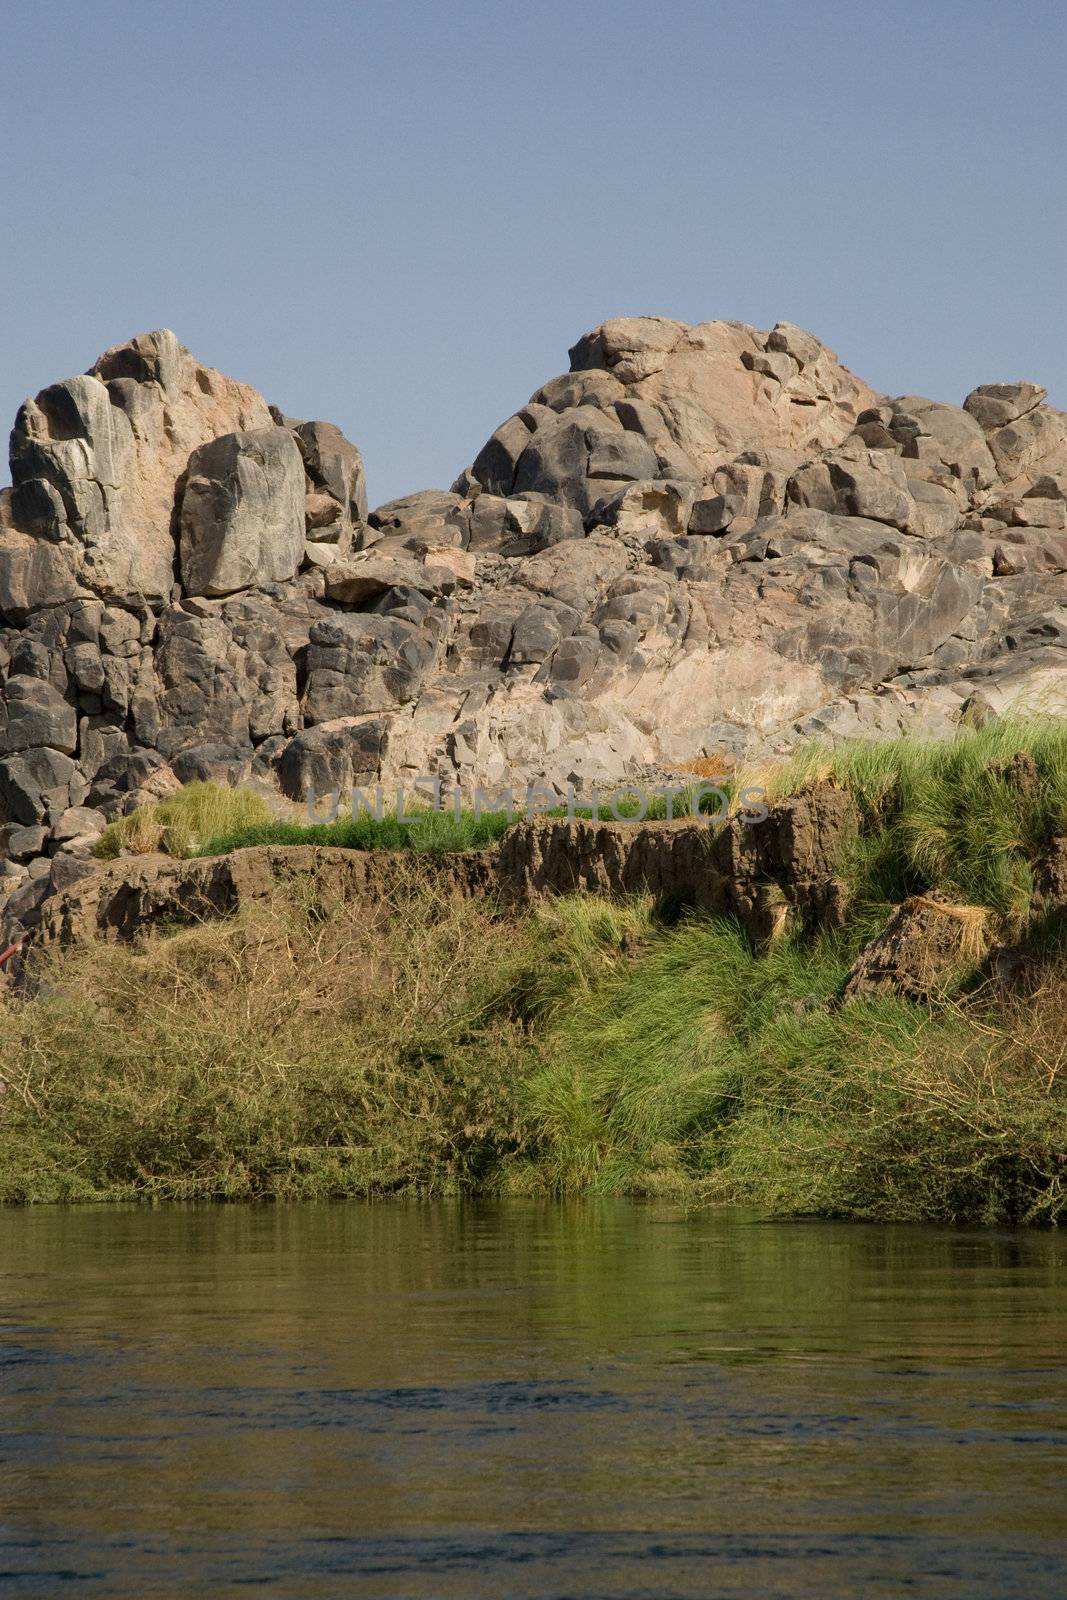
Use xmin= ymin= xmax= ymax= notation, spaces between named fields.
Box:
xmin=2 ymin=879 xmax=1064 ymax=1222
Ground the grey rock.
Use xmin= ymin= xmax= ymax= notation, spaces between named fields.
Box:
xmin=963 ymin=383 xmax=1047 ymax=432
xmin=0 ymin=747 xmax=77 ymax=825
xmin=510 ymin=600 xmax=581 ymax=665
xmin=586 ymin=432 xmax=659 ymax=482
xmin=302 ymin=614 xmax=438 ymax=724
xmin=0 ymin=676 xmax=77 ymax=754
xmin=787 ymin=452 xmax=916 ymax=531
xmin=278 ymin=717 xmax=390 ymax=801
xmin=151 ymin=610 xmax=255 ymax=758
xmin=9 ymin=637 xmax=62 ymax=684
xmin=368 ymin=490 xmax=466 ymax=545
xmin=888 ymin=397 xmax=996 ymax=489
xmin=689 ymin=492 xmax=744 ymax=534
xmin=323 ymin=555 xmax=449 ymax=606
xmin=6 ymin=824 xmax=48 ymax=861
xmin=51 ymin=805 xmax=107 ymax=844
xmin=2 ymin=873 xmax=50 ymax=930
xmin=65 ymin=640 xmax=107 ymax=694
xmin=171 ymin=745 xmax=253 ymax=786
xmin=180 ymin=428 xmax=306 ymax=597
xmin=294 ymin=421 xmax=368 ymax=527
xmin=470 ymin=413 xmax=537 ymax=496
xmin=48 ymin=851 xmax=100 ymax=894
xmin=0 ymin=522 xmax=84 ymax=624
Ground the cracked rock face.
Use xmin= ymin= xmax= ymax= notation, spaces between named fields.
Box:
xmin=2 ymin=317 xmax=1067 ymax=930
xmin=4 ymin=330 xmax=275 ymax=612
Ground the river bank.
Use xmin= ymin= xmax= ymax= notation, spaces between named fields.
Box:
xmin=2 ymin=724 xmax=1066 ymax=1221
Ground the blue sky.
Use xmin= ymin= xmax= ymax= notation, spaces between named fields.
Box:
xmin=3 ymin=0 xmax=1064 ymax=505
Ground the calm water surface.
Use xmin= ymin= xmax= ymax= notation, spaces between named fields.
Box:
xmin=0 ymin=1202 xmax=1064 ymax=1598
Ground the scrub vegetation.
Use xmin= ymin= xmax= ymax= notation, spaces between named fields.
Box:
xmin=10 ymin=721 xmax=1065 ymax=1222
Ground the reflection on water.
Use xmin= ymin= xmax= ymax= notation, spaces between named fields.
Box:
xmin=0 ymin=1202 xmax=1064 ymax=1597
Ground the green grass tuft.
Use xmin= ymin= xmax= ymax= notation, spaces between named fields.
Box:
xmin=743 ymin=716 xmax=1067 ymax=924
xmin=94 ymin=782 xmax=276 ymax=860
xmin=95 ymin=776 xmax=748 ymax=863
xmin=196 ymin=806 xmax=516 ymax=859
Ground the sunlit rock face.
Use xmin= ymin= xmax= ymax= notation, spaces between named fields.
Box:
xmin=2 ymin=317 xmax=1067 ymax=928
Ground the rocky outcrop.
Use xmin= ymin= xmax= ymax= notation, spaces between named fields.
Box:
xmin=31 ymin=843 xmax=497 ymax=949
xmin=3 ymin=330 xmax=273 ymax=613
xmin=459 ymin=316 xmax=874 ymax=516
xmin=2 ymin=316 xmax=1067 ymax=927
xmin=179 ymin=428 xmax=307 ymax=596
xmin=496 ymin=783 xmax=854 ymax=940
xmin=842 ymin=894 xmax=990 ymax=1001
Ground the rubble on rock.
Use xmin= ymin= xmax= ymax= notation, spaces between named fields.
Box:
xmin=3 ymin=317 xmax=1067 ymax=931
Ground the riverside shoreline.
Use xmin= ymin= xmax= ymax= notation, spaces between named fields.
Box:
xmin=2 ymin=724 xmax=1066 ymax=1224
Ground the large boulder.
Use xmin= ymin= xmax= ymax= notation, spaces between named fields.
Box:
xmin=278 ymin=718 xmax=391 ymax=802
xmin=461 ymin=316 xmax=876 ymax=512
xmin=0 ymin=675 xmax=77 ymax=755
xmin=179 ymin=427 xmax=306 ymax=596
xmin=301 ymin=612 xmax=440 ymax=723
xmin=2 ymin=330 xmax=273 ymax=613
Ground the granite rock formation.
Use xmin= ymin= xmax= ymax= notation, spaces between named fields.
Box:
xmin=2 ymin=317 xmax=1067 ymax=930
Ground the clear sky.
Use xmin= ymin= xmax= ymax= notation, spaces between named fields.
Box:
xmin=3 ymin=0 xmax=1064 ymax=506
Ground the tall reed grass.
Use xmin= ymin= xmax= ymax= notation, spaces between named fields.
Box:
xmin=1 ymin=884 xmax=1063 ymax=1221
xmin=20 ymin=722 xmax=1067 ymax=1220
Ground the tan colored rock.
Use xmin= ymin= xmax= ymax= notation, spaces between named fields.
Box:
xmin=464 ymin=317 xmax=875 ymax=508
xmin=596 ymin=318 xmax=874 ymax=475
xmin=324 ymin=554 xmax=448 ymax=605
xmin=4 ymin=330 xmax=272 ymax=611
xmin=305 ymin=490 xmax=345 ymax=535
xmin=0 ymin=499 xmax=84 ymax=623
xmin=424 ymin=547 xmax=476 ymax=587
xmin=31 ymin=844 xmax=497 ymax=949
xmin=964 ymin=382 xmax=1047 ymax=431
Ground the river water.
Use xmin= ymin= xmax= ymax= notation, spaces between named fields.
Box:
xmin=0 ymin=1202 xmax=1064 ymax=1597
